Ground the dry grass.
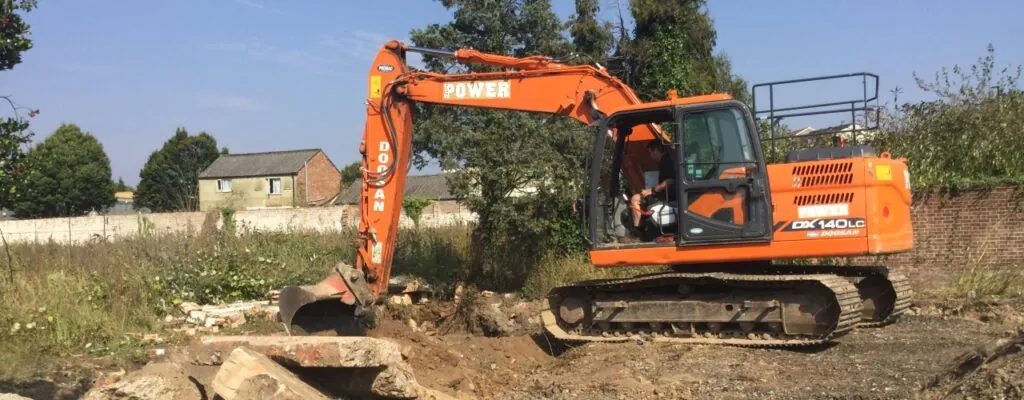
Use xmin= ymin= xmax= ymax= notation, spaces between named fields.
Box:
xmin=0 ymin=225 xmax=475 ymax=379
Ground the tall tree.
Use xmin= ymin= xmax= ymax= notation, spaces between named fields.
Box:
xmin=135 ymin=128 xmax=221 ymax=212
xmin=409 ymin=0 xmax=589 ymax=290
xmin=113 ymin=177 xmax=134 ymax=192
xmin=621 ymin=0 xmax=749 ymax=103
xmin=12 ymin=123 xmax=115 ymax=218
xmin=0 ymin=0 xmax=39 ymax=210
xmin=340 ymin=161 xmax=361 ymax=187
xmin=568 ymin=0 xmax=615 ymax=65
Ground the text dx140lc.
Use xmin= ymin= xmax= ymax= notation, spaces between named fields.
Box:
xmin=278 ymin=40 xmax=913 ymax=347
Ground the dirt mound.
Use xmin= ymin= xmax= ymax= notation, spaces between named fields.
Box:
xmin=913 ymin=297 xmax=1024 ymax=327
xmin=368 ymin=319 xmax=554 ymax=399
xmin=920 ymin=330 xmax=1024 ymax=399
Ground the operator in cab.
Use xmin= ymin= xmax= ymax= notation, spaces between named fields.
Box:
xmin=629 ymin=139 xmax=677 ymax=232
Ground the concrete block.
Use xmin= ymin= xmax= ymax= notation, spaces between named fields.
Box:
xmin=212 ymin=347 xmax=331 ymax=400
xmin=190 ymin=335 xmax=405 ymax=367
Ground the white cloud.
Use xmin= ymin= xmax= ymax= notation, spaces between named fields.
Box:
xmin=319 ymin=30 xmax=392 ymax=60
xmin=231 ymin=0 xmax=282 ymax=14
xmin=198 ymin=94 xmax=267 ymax=111
xmin=206 ymin=38 xmax=345 ymax=76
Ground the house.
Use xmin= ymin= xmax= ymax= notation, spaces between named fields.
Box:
xmin=104 ymin=191 xmax=140 ymax=215
xmin=197 ymin=149 xmax=342 ymax=211
xmin=789 ymin=123 xmax=877 ymax=142
xmin=335 ymin=173 xmax=458 ymax=205
xmin=334 ymin=172 xmax=474 ymax=226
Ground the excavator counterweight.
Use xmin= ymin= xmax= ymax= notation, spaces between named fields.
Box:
xmin=278 ymin=41 xmax=914 ymax=346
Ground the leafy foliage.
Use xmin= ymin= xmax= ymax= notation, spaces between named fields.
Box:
xmin=135 ymin=128 xmax=221 ymax=212
xmin=567 ymin=0 xmax=614 ymax=65
xmin=12 ymin=123 xmax=116 ymax=218
xmin=616 ymin=0 xmax=748 ymax=103
xmin=340 ymin=161 xmax=361 ymax=187
xmin=114 ymin=177 xmax=134 ymax=193
xmin=871 ymin=45 xmax=1024 ymax=190
xmin=0 ymin=0 xmax=38 ymax=210
xmin=402 ymin=197 xmax=432 ymax=226
xmin=409 ymin=0 xmax=589 ymax=290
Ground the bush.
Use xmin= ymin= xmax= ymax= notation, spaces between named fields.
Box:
xmin=871 ymin=44 xmax=1024 ymax=190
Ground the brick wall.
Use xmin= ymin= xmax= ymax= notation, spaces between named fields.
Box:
xmin=863 ymin=185 xmax=1024 ymax=291
xmin=296 ymin=151 xmax=342 ymax=206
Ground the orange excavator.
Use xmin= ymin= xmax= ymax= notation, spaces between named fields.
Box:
xmin=278 ymin=40 xmax=913 ymax=346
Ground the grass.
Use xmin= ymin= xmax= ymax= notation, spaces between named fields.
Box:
xmin=939 ymin=263 xmax=1024 ymax=300
xmin=0 ymin=223 xmax=621 ymax=380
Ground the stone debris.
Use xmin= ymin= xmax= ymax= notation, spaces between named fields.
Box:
xmin=191 ymin=335 xmax=456 ymax=399
xmin=189 ymin=335 xmax=406 ymax=367
xmin=81 ymin=362 xmax=201 ymax=400
xmin=170 ymin=300 xmax=279 ymax=335
xmin=212 ymin=347 xmax=332 ymax=400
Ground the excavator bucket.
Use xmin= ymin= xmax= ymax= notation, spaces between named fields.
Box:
xmin=278 ymin=263 xmax=371 ymax=336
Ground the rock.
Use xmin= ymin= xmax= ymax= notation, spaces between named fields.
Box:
xmin=212 ymin=347 xmax=331 ymax=400
xmin=189 ymin=335 xmax=406 ymax=367
xmin=186 ymin=310 xmax=207 ymax=325
xmin=390 ymin=294 xmax=414 ymax=306
xmin=82 ymin=362 xmax=201 ymax=400
xmin=406 ymin=318 xmax=419 ymax=332
xmin=178 ymin=302 xmax=201 ymax=314
xmin=226 ymin=312 xmax=247 ymax=328
xmin=475 ymin=302 xmax=515 ymax=337
xmin=0 ymin=394 xmax=32 ymax=400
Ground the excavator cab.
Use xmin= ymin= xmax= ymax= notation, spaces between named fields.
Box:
xmin=586 ymin=100 xmax=773 ymax=248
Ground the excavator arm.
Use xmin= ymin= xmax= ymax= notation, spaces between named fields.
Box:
xmin=279 ymin=40 xmax=672 ymax=334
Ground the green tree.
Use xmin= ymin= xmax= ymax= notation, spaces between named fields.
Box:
xmin=113 ymin=177 xmax=134 ymax=192
xmin=871 ymin=44 xmax=1024 ymax=189
xmin=409 ymin=0 xmax=589 ymax=290
xmin=0 ymin=0 xmax=39 ymax=210
xmin=12 ymin=123 xmax=115 ymax=218
xmin=567 ymin=0 xmax=614 ymax=65
xmin=402 ymin=197 xmax=432 ymax=227
xmin=135 ymin=128 xmax=221 ymax=212
xmin=620 ymin=0 xmax=748 ymax=103
xmin=340 ymin=161 xmax=361 ymax=187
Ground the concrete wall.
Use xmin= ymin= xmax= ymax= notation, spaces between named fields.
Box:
xmin=0 ymin=201 xmax=477 ymax=245
xmin=3 ymin=186 xmax=1020 ymax=293
xmin=198 ymin=175 xmax=297 ymax=211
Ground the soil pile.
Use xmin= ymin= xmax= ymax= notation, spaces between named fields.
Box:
xmin=919 ymin=330 xmax=1024 ymax=400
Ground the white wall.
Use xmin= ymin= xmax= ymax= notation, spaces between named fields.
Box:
xmin=0 ymin=203 xmax=477 ymax=245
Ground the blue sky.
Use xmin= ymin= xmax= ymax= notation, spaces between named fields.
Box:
xmin=2 ymin=0 xmax=1022 ymax=185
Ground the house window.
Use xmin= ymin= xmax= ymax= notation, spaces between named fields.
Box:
xmin=268 ymin=177 xmax=281 ymax=195
xmin=216 ymin=179 xmax=232 ymax=192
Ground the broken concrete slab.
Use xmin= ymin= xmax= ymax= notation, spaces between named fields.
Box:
xmin=212 ymin=347 xmax=333 ymax=400
xmin=190 ymin=335 xmax=406 ymax=367
xmin=81 ymin=362 xmax=201 ymax=400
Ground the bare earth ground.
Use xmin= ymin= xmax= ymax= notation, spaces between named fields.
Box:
xmin=3 ymin=297 xmax=1023 ymax=399
xmin=374 ymin=311 xmax=1017 ymax=399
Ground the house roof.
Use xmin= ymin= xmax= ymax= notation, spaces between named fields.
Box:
xmin=199 ymin=149 xmax=324 ymax=179
xmin=335 ymin=173 xmax=456 ymax=205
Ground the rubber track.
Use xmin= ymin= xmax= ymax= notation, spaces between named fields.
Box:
xmin=541 ymin=271 xmax=863 ymax=348
xmin=857 ymin=271 xmax=912 ymax=328
xmin=718 ymin=264 xmax=914 ymax=328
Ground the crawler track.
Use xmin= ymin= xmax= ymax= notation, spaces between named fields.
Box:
xmin=542 ymin=271 xmax=863 ymax=348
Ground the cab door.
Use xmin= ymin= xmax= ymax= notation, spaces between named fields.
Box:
xmin=674 ymin=101 xmax=773 ymax=245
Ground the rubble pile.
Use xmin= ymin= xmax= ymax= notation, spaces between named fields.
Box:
xmin=164 ymin=292 xmax=281 ymax=335
xmin=84 ymin=335 xmax=460 ymax=399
